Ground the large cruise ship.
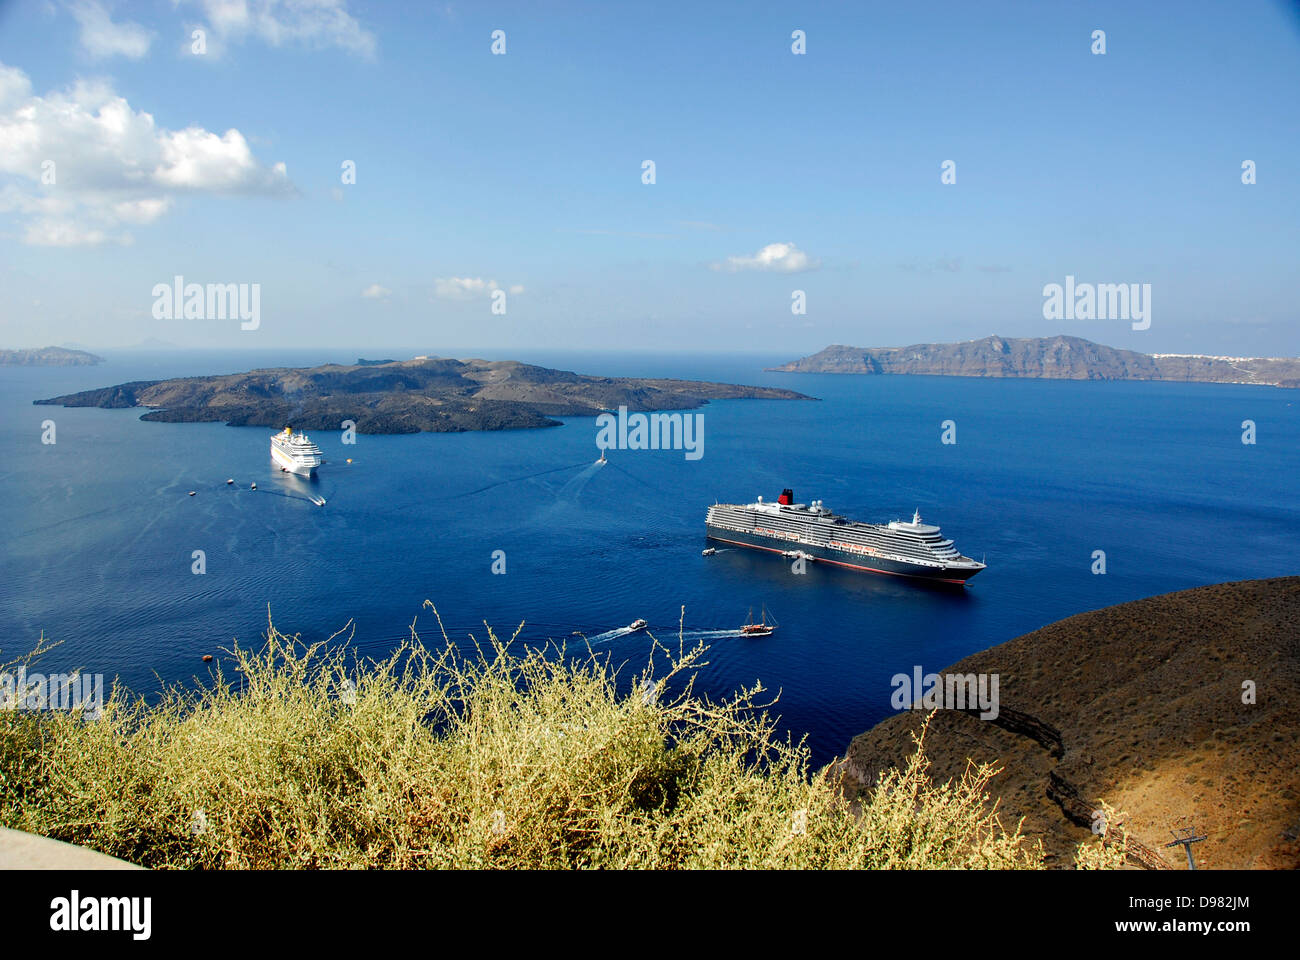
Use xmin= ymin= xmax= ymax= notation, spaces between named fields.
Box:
xmin=270 ymin=427 xmax=322 ymax=477
xmin=705 ymin=489 xmax=986 ymax=584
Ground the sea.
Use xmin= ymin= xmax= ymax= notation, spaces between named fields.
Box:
xmin=2 ymin=349 xmax=1297 ymax=766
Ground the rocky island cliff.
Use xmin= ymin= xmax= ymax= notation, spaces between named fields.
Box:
xmin=772 ymin=335 xmax=1300 ymax=388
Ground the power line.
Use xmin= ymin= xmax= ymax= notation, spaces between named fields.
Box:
xmin=1164 ymin=825 xmax=1208 ymax=870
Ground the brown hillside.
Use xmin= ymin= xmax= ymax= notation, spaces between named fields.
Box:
xmin=837 ymin=578 xmax=1300 ymax=868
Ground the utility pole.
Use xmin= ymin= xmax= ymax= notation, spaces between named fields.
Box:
xmin=1165 ymin=826 xmax=1208 ymax=870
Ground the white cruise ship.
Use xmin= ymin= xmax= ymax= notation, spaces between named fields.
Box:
xmin=270 ymin=427 xmax=323 ymax=477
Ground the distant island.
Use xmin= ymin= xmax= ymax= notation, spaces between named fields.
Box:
xmin=770 ymin=335 xmax=1300 ymax=388
xmin=1 ymin=346 xmax=103 ymax=367
xmin=35 ymin=356 xmax=813 ymax=434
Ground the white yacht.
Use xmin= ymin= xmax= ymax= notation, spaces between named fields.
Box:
xmin=270 ymin=427 xmax=323 ymax=477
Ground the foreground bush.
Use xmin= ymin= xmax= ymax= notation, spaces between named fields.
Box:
xmin=0 ymin=606 xmax=1087 ymax=869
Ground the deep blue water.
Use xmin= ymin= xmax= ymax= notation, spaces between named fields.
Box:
xmin=2 ymin=350 xmax=1297 ymax=765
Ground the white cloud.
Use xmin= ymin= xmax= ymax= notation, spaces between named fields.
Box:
xmin=434 ymin=277 xmax=523 ymax=300
xmin=0 ymin=63 xmax=32 ymax=107
xmin=0 ymin=62 xmax=293 ymax=245
xmin=435 ymin=277 xmax=492 ymax=299
xmin=111 ymin=197 xmax=172 ymax=224
xmin=153 ymin=127 xmax=288 ymax=191
xmin=361 ymin=283 xmax=390 ymax=299
xmin=69 ymin=1 xmax=153 ymax=60
xmin=24 ymin=220 xmax=112 ymax=247
xmin=712 ymin=242 xmax=818 ymax=273
xmin=182 ymin=0 xmax=377 ymax=58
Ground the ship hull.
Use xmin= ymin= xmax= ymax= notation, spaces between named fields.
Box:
xmin=271 ymin=445 xmax=317 ymax=477
xmin=705 ymin=524 xmax=982 ymax=585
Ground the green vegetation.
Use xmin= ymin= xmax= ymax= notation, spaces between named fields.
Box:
xmin=0 ymin=605 xmax=1118 ymax=869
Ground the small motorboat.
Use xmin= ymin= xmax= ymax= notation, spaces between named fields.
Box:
xmin=701 ymin=547 xmax=716 ymax=556
xmin=226 ymin=478 xmax=234 ymax=485
xmin=250 ymin=482 xmax=257 ymax=490
xmin=627 ymin=619 xmax=648 ymax=632
xmin=597 ymin=450 xmax=607 ymax=464
xmin=188 ymin=490 xmax=196 ymax=497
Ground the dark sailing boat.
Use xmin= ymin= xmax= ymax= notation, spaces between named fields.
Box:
xmin=740 ymin=604 xmax=777 ymax=637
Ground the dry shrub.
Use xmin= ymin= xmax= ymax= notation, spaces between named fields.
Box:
xmin=0 ymin=605 xmax=1101 ymax=870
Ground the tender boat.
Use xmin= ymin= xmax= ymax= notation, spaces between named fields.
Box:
xmin=627 ymin=618 xmax=648 ymax=632
xmin=701 ymin=547 xmax=716 ymax=556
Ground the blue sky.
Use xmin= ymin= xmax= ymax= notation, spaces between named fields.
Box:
xmin=1 ymin=0 xmax=1297 ymax=356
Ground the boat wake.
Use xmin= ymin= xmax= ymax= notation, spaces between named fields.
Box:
xmin=252 ymin=486 xmax=320 ymax=505
xmin=14 ymin=504 xmax=118 ymax=539
xmin=458 ymin=460 xmax=592 ymax=499
xmin=581 ymin=626 xmax=756 ymax=646
xmin=678 ymin=629 xmax=753 ymax=641
xmin=605 ymin=461 xmax=658 ymax=490
xmin=557 ymin=460 xmax=604 ymax=499
xmin=582 ymin=626 xmax=637 ymax=645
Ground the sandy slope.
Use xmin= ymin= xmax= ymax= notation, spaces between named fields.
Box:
xmin=839 ymin=577 xmax=1300 ymax=868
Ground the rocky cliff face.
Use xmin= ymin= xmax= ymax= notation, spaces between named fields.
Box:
xmin=35 ymin=356 xmax=814 ymax=434
xmin=771 ymin=335 xmax=1300 ymax=387
xmin=837 ymin=578 xmax=1300 ymax=869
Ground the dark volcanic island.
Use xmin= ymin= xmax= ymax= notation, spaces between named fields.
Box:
xmin=35 ymin=356 xmax=814 ymax=434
